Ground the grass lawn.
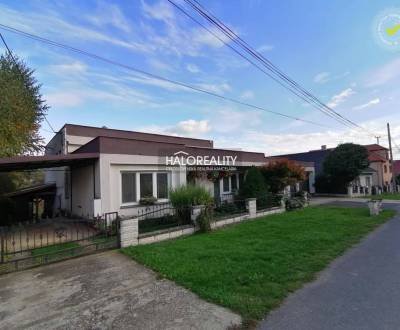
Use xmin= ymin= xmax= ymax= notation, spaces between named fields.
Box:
xmin=30 ymin=241 xmax=80 ymax=257
xmin=121 ymin=206 xmax=395 ymax=322
xmin=370 ymin=193 xmax=400 ymax=200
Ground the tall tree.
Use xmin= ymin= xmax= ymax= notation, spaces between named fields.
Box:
xmin=0 ymin=53 xmax=48 ymax=157
xmin=321 ymin=143 xmax=369 ymax=191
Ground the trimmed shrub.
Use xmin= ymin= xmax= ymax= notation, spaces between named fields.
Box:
xmin=239 ymin=167 xmax=269 ymax=200
xmin=169 ymin=184 xmax=213 ymax=208
xmin=197 ymin=207 xmax=213 ymax=233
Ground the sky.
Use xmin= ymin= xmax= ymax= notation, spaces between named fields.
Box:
xmin=0 ymin=0 xmax=400 ymax=157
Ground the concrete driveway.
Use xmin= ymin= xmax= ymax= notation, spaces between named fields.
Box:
xmin=0 ymin=251 xmax=241 ymax=330
xmin=259 ymin=203 xmax=400 ymax=330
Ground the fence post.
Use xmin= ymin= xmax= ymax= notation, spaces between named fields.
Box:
xmin=191 ymin=205 xmax=205 ymax=226
xmin=246 ymin=198 xmax=257 ymax=218
xmin=0 ymin=233 xmax=4 ymax=263
xmin=120 ymin=218 xmax=139 ymax=248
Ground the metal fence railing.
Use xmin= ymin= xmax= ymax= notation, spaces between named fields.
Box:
xmin=137 ymin=204 xmax=192 ymax=235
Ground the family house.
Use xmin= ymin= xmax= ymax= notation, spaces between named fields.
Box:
xmin=277 ymin=144 xmax=393 ymax=194
xmin=0 ymin=124 xmax=315 ymax=221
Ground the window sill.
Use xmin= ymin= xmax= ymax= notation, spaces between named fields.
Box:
xmin=120 ymin=199 xmax=170 ymax=209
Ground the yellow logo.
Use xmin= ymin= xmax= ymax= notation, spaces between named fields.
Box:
xmin=386 ymin=24 xmax=400 ymax=36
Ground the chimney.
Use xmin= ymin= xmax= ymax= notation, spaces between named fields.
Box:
xmin=321 ymin=145 xmax=327 ymax=150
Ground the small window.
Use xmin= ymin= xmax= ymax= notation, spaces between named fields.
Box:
xmin=231 ymin=174 xmax=238 ymax=191
xmin=140 ymin=173 xmax=153 ymax=198
xmin=121 ymin=172 xmax=136 ymax=203
xmin=157 ymin=173 xmax=168 ymax=199
xmin=223 ymin=176 xmax=230 ymax=192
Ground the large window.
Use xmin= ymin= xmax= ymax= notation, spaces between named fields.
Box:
xmin=157 ymin=173 xmax=168 ymax=199
xmin=140 ymin=173 xmax=153 ymax=198
xmin=121 ymin=172 xmax=136 ymax=203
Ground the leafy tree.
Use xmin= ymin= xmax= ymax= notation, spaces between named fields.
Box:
xmin=0 ymin=53 xmax=48 ymax=157
xmin=261 ymin=159 xmax=306 ymax=193
xmin=320 ymin=143 xmax=369 ymax=192
xmin=239 ymin=167 xmax=269 ymax=199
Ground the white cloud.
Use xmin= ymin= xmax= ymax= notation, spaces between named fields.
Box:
xmin=48 ymin=61 xmax=88 ymax=75
xmin=186 ymin=63 xmax=200 ymax=73
xmin=313 ymin=71 xmax=350 ymax=84
xmin=45 ymin=92 xmax=83 ymax=108
xmin=240 ymin=90 xmax=255 ymax=100
xmin=0 ymin=4 xmax=152 ymax=53
xmin=257 ymin=44 xmax=274 ymax=53
xmin=147 ymin=58 xmax=174 ymax=71
xmin=174 ymin=119 xmax=211 ymax=135
xmin=353 ymin=98 xmax=380 ymax=111
xmin=327 ymin=88 xmax=355 ymax=108
xmin=366 ymin=58 xmax=400 ymax=87
xmin=196 ymin=82 xmax=231 ymax=94
xmin=86 ymin=1 xmax=132 ymax=33
xmin=313 ymin=72 xmax=330 ymax=84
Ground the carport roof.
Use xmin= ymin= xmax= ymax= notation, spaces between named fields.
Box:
xmin=0 ymin=153 xmax=99 ymax=172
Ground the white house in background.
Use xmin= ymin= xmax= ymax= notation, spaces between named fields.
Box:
xmin=0 ymin=124 xmax=315 ymax=220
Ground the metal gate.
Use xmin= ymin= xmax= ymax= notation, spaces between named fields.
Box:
xmin=0 ymin=212 xmax=119 ymax=275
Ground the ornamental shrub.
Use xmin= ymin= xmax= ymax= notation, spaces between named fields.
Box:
xmin=239 ymin=167 xmax=269 ymax=200
xmin=169 ymin=184 xmax=213 ymax=208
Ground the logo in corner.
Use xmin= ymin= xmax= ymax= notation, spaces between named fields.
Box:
xmin=374 ymin=8 xmax=400 ymax=50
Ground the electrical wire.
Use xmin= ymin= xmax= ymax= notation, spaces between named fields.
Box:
xmin=176 ymin=0 xmax=377 ymax=137
xmin=0 ymin=24 xmax=330 ymax=128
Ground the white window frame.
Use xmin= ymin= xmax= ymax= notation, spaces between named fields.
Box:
xmin=120 ymin=171 xmax=170 ymax=207
xmin=219 ymin=173 xmax=240 ymax=196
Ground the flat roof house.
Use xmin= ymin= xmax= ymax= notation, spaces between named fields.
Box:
xmin=0 ymin=124 xmax=315 ymax=220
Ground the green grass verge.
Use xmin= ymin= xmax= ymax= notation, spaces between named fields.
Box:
xmin=121 ymin=206 xmax=395 ymax=322
xmin=370 ymin=193 xmax=400 ymax=200
xmin=30 ymin=242 xmax=80 ymax=257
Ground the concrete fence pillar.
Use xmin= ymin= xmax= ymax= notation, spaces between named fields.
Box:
xmin=347 ymin=186 xmax=353 ymax=197
xmin=191 ymin=205 xmax=206 ymax=226
xmin=120 ymin=218 xmax=139 ymax=248
xmin=246 ymin=198 xmax=257 ymax=218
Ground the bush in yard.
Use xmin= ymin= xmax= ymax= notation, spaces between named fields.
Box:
xmin=239 ymin=167 xmax=269 ymax=201
xmin=169 ymin=185 xmax=213 ymax=225
xmin=169 ymin=184 xmax=213 ymax=207
xmin=261 ymin=159 xmax=306 ymax=194
xmin=0 ymin=197 xmax=16 ymax=226
xmin=196 ymin=207 xmax=213 ymax=233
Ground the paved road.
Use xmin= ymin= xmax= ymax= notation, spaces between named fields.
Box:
xmin=0 ymin=251 xmax=241 ymax=330
xmin=259 ymin=203 xmax=400 ymax=330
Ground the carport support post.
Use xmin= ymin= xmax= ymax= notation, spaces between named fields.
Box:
xmin=246 ymin=198 xmax=257 ymax=218
xmin=120 ymin=218 xmax=139 ymax=248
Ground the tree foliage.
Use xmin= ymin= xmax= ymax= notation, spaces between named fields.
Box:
xmin=316 ymin=143 xmax=369 ymax=193
xmin=0 ymin=53 xmax=48 ymax=157
xmin=261 ymin=159 xmax=306 ymax=193
xmin=239 ymin=166 xmax=269 ymax=199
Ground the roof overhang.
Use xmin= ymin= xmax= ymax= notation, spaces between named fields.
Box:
xmin=0 ymin=153 xmax=99 ymax=172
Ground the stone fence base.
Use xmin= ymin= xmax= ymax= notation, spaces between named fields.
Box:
xmin=120 ymin=198 xmax=285 ymax=248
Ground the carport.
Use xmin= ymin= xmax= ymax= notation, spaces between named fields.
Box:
xmin=0 ymin=153 xmax=99 ymax=222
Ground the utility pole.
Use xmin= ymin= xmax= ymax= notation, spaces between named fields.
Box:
xmin=375 ymin=136 xmax=381 ymax=145
xmin=387 ymin=123 xmax=396 ymax=192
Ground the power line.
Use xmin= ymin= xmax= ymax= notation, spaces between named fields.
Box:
xmin=166 ymin=0 xmax=354 ymax=130
xmin=175 ymin=0 xmax=376 ymax=137
xmin=0 ymin=31 xmax=57 ymax=134
xmin=0 ymin=24 xmax=330 ymax=128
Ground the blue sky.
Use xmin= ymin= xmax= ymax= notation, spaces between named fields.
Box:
xmin=1 ymin=0 xmax=400 ymax=156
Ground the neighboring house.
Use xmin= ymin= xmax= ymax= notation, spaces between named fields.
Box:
xmin=276 ymin=144 xmax=393 ymax=193
xmin=0 ymin=124 xmax=315 ymax=220
xmin=394 ymin=160 xmax=400 ymax=179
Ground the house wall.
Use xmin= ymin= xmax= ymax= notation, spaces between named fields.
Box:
xmin=44 ymin=128 xmax=70 ymax=214
xmin=71 ymin=164 xmax=95 ymax=218
xmin=99 ymin=154 xmax=186 ymax=218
